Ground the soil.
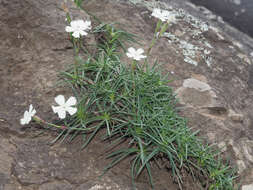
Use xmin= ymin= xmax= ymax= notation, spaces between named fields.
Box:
xmin=1 ymin=0 xmax=253 ymax=189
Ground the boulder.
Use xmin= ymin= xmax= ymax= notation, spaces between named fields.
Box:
xmin=1 ymin=0 xmax=253 ymax=189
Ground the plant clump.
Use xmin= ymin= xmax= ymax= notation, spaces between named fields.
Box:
xmin=20 ymin=1 xmax=236 ymax=189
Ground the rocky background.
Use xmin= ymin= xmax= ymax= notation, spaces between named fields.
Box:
xmin=0 ymin=0 xmax=253 ymax=189
xmin=190 ymin=0 xmax=253 ymax=38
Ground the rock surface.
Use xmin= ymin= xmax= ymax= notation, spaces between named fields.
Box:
xmin=1 ymin=0 xmax=253 ymax=189
xmin=242 ymin=184 xmax=253 ymax=190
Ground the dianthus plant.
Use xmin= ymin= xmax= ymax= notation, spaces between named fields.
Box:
xmin=20 ymin=3 xmax=236 ymax=190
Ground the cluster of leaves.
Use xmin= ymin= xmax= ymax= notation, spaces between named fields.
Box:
xmin=56 ymin=21 xmax=236 ymax=190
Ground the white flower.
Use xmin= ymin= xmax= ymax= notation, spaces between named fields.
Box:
xmin=166 ymin=14 xmax=177 ymax=24
xmin=65 ymin=20 xmax=91 ymax=38
xmin=151 ymin=8 xmax=169 ymax=22
xmin=20 ymin=104 xmax=36 ymax=125
xmin=126 ymin=47 xmax=146 ymax=61
xmin=151 ymin=8 xmax=176 ymax=23
xmin=52 ymin=95 xmax=77 ymax=119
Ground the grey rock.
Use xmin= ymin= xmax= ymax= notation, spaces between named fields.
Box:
xmin=1 ymin=0 xmax=253 ymax=189
xmin=39 ymin=181 xmax=73 ymax=190
xmin=242 ymin=184 xmax=253 ymax=190
xmin=228 ymin=109 xmax=244 ymax=122
xmin=183 ymin=78 xmax=211 ymax=92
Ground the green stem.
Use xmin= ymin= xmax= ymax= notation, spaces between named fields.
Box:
xmin=66 ymin=12 xmax=71 ymax=24
xmin=131 ymin=60 xmax=137 ymax=72
xmin=33 ymin=116 xmax=94 ymax=131
xmin=33 ymin=116 xmax=67 ymax=130
xmin=130 ymin=60 xmax=137 ymax=116
xmin=73 ymin=39 xmax=80 ymax=75
xmin=147 ymin=20 xmax=162 ymax=56
xmin=158 ymin=22 xmax=169 ymax=38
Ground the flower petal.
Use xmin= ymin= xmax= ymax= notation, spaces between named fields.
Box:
xmin=26 ymin=116 xmax=32 ymax=124
xmin=65 ymin=96 xmax=77 ymax=106
xmin=57 ymin=109 xmax=66 ymax=119
xmin=79 ymin=30 xmax=88 ymax=36
xmin=137 ymin=48 xmax=144 ymax=54
xmin=151 ymin=8 xmax=160 ymax=17
xmin=55 ymin=95 xmax=65 ymax=105
xmin=139 ymin=55 xmax=147 ymax=59
xmin=52 ymin=105 xmax=60 ymax=113
xmin=24 ymin=111 xmax=30 ymax=120
xmin=28 ymin=104 xmax=36 ymax=116
xmin=20 ymin=118 xmax=26 ymax=125
xmin=70 ymin=20 xmax=79 ymax=27
xmin=31 ymin=109 xmax=36 ymax=116
xmin=128 ymin=47 xmax=135 ymax=54
xmin=84 ymin=20 xmax=91 ymax=26
xmin=72 ymin=31 xmax=80 ymax=38
xmin=126 ymin=52 xmax=133 ymax=58
xmin=65 ymin=26 xmax=74 ymax=32
xmin=82 ymin=21 xmax=91 ymax=30
xmin=20 ymin=106 xmax=35 ymax=125
xmin=24 ymin=111 xmax=31 ymax=124
xmin=29 ymin=104 xmax=33 ymax=113
xmin=66 ymin=106 xmax=77 ymax=115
